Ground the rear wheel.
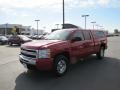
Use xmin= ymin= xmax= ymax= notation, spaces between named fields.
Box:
xmin=96 ymin=46 xmax=105 ymax=59
xmin=54 ymin=55 xmax=68 ymax=76
xmin=9 ymin=42 xmax=12 ymax=46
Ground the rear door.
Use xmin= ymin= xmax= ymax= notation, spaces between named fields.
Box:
xmin=82 ymin=30 xmax=95 ymax=55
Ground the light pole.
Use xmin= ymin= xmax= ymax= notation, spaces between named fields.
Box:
xmin=91 ymin=21 xmax=96 ymax=30
xmin=82 ymin=15 xmax=89 ymax=29
xmin=63 ymin=0 xmax=65 ymax=29
xmin=5 ymin=23 xmax=8 ymax=36
xmin=35 ymin=20 xmax=40 ymax=36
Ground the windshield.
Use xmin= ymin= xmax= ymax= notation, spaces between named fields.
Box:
xmin=44 ymin=30 xmax=71 ymax=40
xmin=18 ymin=35 xmax=31 ymax=40
xmin=0 ymin=36 xmax=7 ymax=40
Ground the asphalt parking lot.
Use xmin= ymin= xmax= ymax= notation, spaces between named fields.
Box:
xmin=0 ymin=37 xmax=120 ymax=90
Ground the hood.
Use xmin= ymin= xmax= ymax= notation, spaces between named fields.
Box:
xmin=1 ymin=38 xmax=8 ymax=41
xmin=21 ymin=40 xmax=66 ymax=49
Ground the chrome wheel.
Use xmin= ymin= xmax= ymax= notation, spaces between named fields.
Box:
xmin=97 ymin=46 xmax=105 ymax=59
xmin=57 ymin=59 xmax=67 ymax=74
xmin=54 ymin=55 xmax=68 ymax=76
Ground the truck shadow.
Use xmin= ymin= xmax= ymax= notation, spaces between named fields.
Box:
xmin=14 ymin=56 xmax=120 ymax=90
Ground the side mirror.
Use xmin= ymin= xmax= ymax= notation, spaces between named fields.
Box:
xmin=71 ymin=37 xmax=82 ymax=42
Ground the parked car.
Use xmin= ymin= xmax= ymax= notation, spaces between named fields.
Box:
xmin=31 ymin=35 xmax=38 ymax=39
xmin=0 ymin=36 xmax=8 ymax=45
xmin=29 ymin=35 xmax=45 ymax=40
xmin=19 ymin=28 xmax=107 ymax=76
xmin=8 ymin=35 xmax=32 ymax=46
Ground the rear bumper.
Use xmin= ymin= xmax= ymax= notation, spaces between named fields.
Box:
xmin=19 ymin=55 xmax=53 ymax=71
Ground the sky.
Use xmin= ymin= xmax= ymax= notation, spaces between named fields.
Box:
xmin=0 ymin=0 xmax=120 ymax=33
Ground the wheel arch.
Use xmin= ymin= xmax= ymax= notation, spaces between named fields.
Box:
xmin=101 ymin=43 xmax=106 ymax=50
xmin=53 ymin=51 xmax=70 ymax=64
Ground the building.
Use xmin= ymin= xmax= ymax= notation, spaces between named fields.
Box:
xmin=62 ymin=23 xmax=81 ymax=29
xmin=0 ymin=24 xmax=45 ymax=36
xmin=20 ymin=26 xmax=31 ymax=35
xmin=0 ymin=24 xmax=20 ymax=35
xmin=51 ymin=23 xmax=82 ymax=32
xmin=31 ymin=28 xmax=44 ymax=35
xmin=0 ymin=24 xmax=31 ymax=35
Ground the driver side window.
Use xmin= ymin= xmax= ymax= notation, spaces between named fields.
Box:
xmin=72 ymin=31 xmax=84 ymax=41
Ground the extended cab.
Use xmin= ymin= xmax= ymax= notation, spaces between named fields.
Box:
xmin=19 ymin=28 xmax=107 ymax=76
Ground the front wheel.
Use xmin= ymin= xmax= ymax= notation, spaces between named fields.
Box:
xmin=96 ymin=47 xmax=105 ymax=59
xmin=54 ymin=55 xmax=68 ymax=76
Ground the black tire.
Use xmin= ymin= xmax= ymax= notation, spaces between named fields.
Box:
xmin=96 ymin=46 xmax=105 ymax=59
xmin=27 ymin=64 xmax=37 ymax=71
xmin=9 ymin=42 xmax=12 ymax=46
xmin=54 ymin=55 xmax=68 ymax=76
xmin=18 ymin=43 xmax=21 ymax=46
xmin=0 ymin=42 xmax=2 ymax=45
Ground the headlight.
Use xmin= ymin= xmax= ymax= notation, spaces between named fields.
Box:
xmin=38 ymin=49 xmax=50 ymax=59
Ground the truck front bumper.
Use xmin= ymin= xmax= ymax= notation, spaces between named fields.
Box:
xmin=19 ymin=55 xmax=53 ymax=71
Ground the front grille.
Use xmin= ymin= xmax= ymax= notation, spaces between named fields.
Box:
xmin=21 ymin=52 xmax=36 ymax=58
xmin=21 ymin=47 xmax=37 ymax=59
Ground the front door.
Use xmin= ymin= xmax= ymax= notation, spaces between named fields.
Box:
xmin=70 ymin=30 xmax=86 ymax=61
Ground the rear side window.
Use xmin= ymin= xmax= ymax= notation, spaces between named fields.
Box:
xmin=72 ymin=30 xmax=84 ymax=41
xmin=94 ymin=31 xmax=105 ymax=38
xmin=83 ymin=30 xmax=91 ymax=40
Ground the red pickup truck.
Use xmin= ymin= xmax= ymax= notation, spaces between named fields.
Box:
xmin=19 ymin=28 xmax=107 ymax=76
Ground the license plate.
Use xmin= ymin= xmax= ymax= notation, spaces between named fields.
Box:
xmin=23 ymin=63 xmax=27 ymax=69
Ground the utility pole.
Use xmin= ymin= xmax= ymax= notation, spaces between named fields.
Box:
xmin=63 ymin=0 xmax=65 ymax=29
xmin=91 ymin=21 xmax=96 ymax=30
xmin=35 ymin=20 xmax=40 ymax=36
xmin=82 ymin=15 xmax=89 ymax=29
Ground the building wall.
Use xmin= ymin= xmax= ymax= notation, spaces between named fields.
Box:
xmin=0 ymin=24 xmax=45 ymax=36
xmin=0 ymin=24 xmax=30 ymax=35
xmin=0 ymin=28 xmax=14 ymax=35
xmin=0 ymin=29 xmax=4 ymax=35
xmin=30 ymin=28 xmax=44 ymax=35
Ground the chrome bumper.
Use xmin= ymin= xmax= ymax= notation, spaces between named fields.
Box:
xmin=19 ymin=54 xmax=36 ymax=65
